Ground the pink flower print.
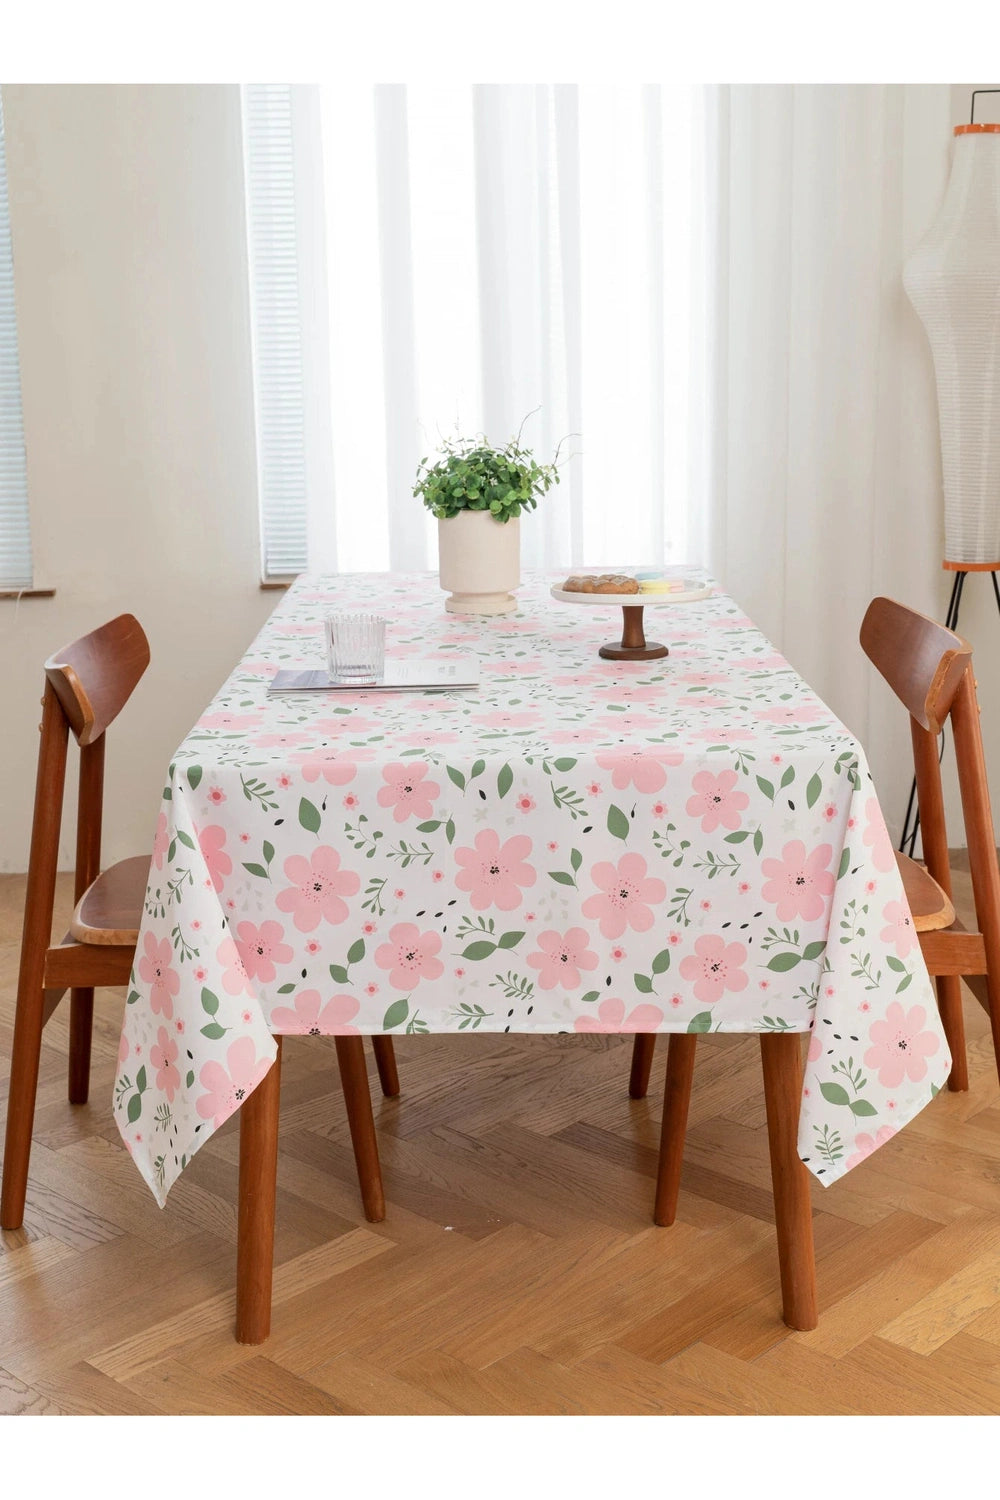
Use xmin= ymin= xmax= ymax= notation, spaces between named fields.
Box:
xmin=152 ymin=810 xmax=169 ymax=871
xmin=845 ymin=1125 xmax=898 ymax=1172
xmin=276 ymin=773 xmax=292 ymax=789
xmin=611 ymin=944 xmax=626 ymax=962
xmin=343 ymin=793 xmax=359 ymax=810
xmin=375 ymin=923 xmax=444 ymax=990
xmin=218 ymin=937 xmax=254 ymax=996
xmin=195 ymin=823 xmax=231 ymax=894
xmin=881 ymin=900 xmax=918 ymax=960
xmin=270 ymin=989 xmax=360 ymax=1036
xmin=822 ymin=803 xmax=837 ymax=823
xmin=679 ymin=935 xmax=749 ymax=1005
xmin=760 ymin=840 xmax=835 ymax=922
xmin=587 ymin=782 xmax=602 ymax=796
xmin=686 ymin=769 xmax=750 ymax=833
xmin=207 ymin=786 xmax=226 ymax=805
xmin=582 ymin=853 xmax=666 ymax=939
xmin=364 ymin=981 xmax=379 ymax=996
xmin=574 ymin=997 xmax=665 ymax=1033
xmin=193 ymin=965 xmax=207 ymax=982
xmin=252 ymin=730 xmax=312 ymax=750
xmin=290 ymin=746 xmax=373 ymax=785
xmin=150 ymin=1026 xmax=181 ymax=1102
xmin=595 ymin=746 xmax=684 ymax=794
xmin=196 ymin=1037 xmax=273 ymax=1128
xmin=376 ymin=762 xmax=440 ymax=823
xmin=118 ymin=1029 xmax=130 ymax=1065
xmin=138 ymin=932 xmax=180 ymax=1018
xmin=808 ymin=1030 xmax=823 ymax=1061
xmin=864 ymin=1001 xmax=940 ymax=1087
xmin=276 ymin=846 xmax=360 ymax=931
xmin=757 ymin=701 xmax=829 ymax=725
xmin=547 ymin=727 xmax=604 ymax=745
xmin=402 ymin=729 xmax=461 ymax=748
xmin=863 ymin=797 xmax=895 ymax=873
xmin=526 ymin=928 xmax=600 ymax=990
xmin=197 ymin=710 xmax=264 ymax=731
xmin=681 ymin=671 xmax=730 ymax=686
xmin=236 ymin=920 xmax=294 ymax=982
xmin=454 ymin=830 xmax=536 ymax=911
xmin=361 ymin=920 xmax=377 ymax=936
xmin=516 ymin=794 xmax=536 ymax=813
xmin=472 ymin=709 xmax=543 ymax=729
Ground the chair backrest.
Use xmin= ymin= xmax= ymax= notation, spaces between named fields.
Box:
xmin=860 ymin=597 xmax=999 ymax=956
xmin=44 ymin=613 xmax=150 ymax=748
xmin=29 ymin=615 xmax=150 ymax=925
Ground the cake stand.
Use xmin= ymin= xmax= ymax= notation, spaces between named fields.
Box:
xmin=549 ymin=580 xmax=712 ymax=661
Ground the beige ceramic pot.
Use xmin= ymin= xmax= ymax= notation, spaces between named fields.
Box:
xmin=437 ymin=511 xmax=520 ymax=615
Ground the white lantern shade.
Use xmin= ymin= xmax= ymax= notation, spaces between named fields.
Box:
xmin=904 ymin=126 xmax=1000 ymax=568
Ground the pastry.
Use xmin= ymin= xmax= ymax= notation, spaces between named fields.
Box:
xmin=563 ymin=573 xmax=639 ymax=594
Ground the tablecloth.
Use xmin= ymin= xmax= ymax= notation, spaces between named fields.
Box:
xmin=114 ymin=571 xmax=951 ymax=1205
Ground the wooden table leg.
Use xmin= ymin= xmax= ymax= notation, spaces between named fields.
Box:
xmin=935 ymin=974 xmax=969 ymax=1091
xmin=628 ymin=1034 xmax=657 ymax=1099
xmin=336 ymin=1036 xmax=386 ymax=1223
xmin=371 ymin=1035 xmax=400 ymax=1097
xmin=236 ymin=1040 xmax=282 ymax=1345
xmin=654 ymin=1035 xmax=697 ymax=1226
xmin=759 ymin=1032 xmax=818 ymax=1331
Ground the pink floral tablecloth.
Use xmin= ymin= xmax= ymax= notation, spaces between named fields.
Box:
xmin=115 ymin=572 xmax=951 ymax=1204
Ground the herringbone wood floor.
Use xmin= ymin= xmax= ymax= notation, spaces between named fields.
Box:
xmin=2 ymin=871 xmax=1000 ymax=1415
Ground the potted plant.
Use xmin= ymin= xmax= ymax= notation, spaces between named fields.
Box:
xmin=414 ymin=423 xmax=563 ymax=615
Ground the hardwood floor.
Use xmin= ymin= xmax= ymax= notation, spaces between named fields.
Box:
xmin=2 ymin=870 xmax=1000 ymax=1414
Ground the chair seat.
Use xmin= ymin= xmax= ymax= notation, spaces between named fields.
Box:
xmin=895 ymin=851 xmax=955 ymax=932
xmin=69 ymin=856 xmax=150 ymax=946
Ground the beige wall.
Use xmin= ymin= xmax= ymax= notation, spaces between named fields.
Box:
xmin=0 ymin=84 xmax=273 ymax=872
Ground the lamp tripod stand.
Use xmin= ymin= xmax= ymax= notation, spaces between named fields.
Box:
xmin=899 ymin=566 xmax=1000 ymax=858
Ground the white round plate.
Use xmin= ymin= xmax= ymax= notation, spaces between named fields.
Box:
xmin=550 ymin=578 xmax=712 ymax=607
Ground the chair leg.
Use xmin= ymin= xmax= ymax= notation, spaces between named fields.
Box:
xmin=335 ymin=1036 xmax=386 ymax=1223
xmin=629 ymin=1034 xmax=657 ymax=1099
xmin=935 ymin=974 xmax=969 ymax=1092
xmin=236 ymin=1039 xmax=282 ymax=1345
xmin=0 ymin=976 xmax=46 ymax=1230
xmin=68 ymin=987 xmax=95 ymax=1104
xmin=370 ymin=1035 xmax=400 ymax=1097
xmin=653 ymin=1035 xmax=697 ymax=1226
xmin=759 ymin=1032 xmax=817 ymax=1331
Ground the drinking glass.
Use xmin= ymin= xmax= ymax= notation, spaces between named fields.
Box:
xmin=325 ymin=614 xmax=386 ymax=682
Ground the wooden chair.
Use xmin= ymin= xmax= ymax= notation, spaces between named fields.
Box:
xmin=0 ymin=614 xmax=397 ymax=1343
xmin=626 ymin=595 xmax=1000 ymax=1332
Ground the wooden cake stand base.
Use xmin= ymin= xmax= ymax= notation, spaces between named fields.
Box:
xmin=599 ymin=605 xmax=669 ymax=662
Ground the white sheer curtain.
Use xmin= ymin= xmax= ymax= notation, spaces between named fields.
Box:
xmin=303 ymin=84 xmax=705 ymax=574
xmin=704 ymin=84 xmax=968 ymax=839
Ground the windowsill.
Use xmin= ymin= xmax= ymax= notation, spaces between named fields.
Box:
xmin=0 ymin=587 xmax=55 ymax=599
xmin=260 ymin=579 xmax=293 ymax=591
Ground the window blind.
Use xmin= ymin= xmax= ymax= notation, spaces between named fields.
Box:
xmin=0 ymin=89 xmax=32 ymax=592
xmin=242 ymin=84 xmax=310 ymax=580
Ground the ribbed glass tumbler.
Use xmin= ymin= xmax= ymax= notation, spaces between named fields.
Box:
xmin=325 ymin=614 xmax=386 ymax=681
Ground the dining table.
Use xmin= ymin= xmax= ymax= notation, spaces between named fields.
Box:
xmin=113 ymin=569 xmax=952 ymax=1225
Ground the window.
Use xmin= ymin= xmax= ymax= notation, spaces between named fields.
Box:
xmin=242 ymin=85 xmax=311 ymax=582
xmin=0 ymin=88 xmax=32 ymax=592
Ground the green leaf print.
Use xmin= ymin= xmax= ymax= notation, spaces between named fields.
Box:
xmin=299 ymin=797 xmax=322 ymax=834
xmin=580 ymin=990 xmax=601 ymax=1004
xmin=463 ymin=940 xmax=498 ymax=961
xmin=446 ymin=765 xmax=466 ymax=791
xmin=838 ymin=847 xmax=851 ymax=880
xmin=187 ymin=765 xmax=203 ymax=790
xmin=383 ymin=998 xmax=410 ymax=1031
xmin=607 ymin=804 xmax=630 ymax=841
xmin=277 ymin=983 xmax=296 ymax=994
xmin=819 ymin=1081 xmax=851 ymax=1108
xmin=549 ymin=870 xmax=576 ymax=886
xmin=347 ymin=938 xmax=366 ymax=965
xmin=766 ymin=952 xmax=801 ymax=972
xmin=201 ymin=1022 xmax=227 ymax=1040
xmin=806 ymin=772 xmax=822 ymax=809
xmin=497 ymin=764 xmax=514 ymax=799
xmin=651 ymin=949 xmax=672 ymax=974
xmin=497 ymin=930 xmax=524 ymax=950
xmin=634 ymin=973 xmax=654 ymax=994
xmin=243 ymin=863 xmax=269 ymax=879
xmin=126 ymin=1093 xmax=142 ymax=1125
xmin=329 ymin=965 xmax=350 ymax=984
xmin=570 ymin=847 xmax=583 ymax=873
xmin=850 ymin=1098 xmax=878 ymax=1117
xmin=201 ymin=987 xmax=219 ymax=1016
xmin=687 ymin=1011 xmax=713 ymax=1033
xmin=756 ymin=776 xmax=775 ymax=800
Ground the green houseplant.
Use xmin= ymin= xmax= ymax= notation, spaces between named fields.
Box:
xmin=414 ymin=424 xmax=563 ymax=615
